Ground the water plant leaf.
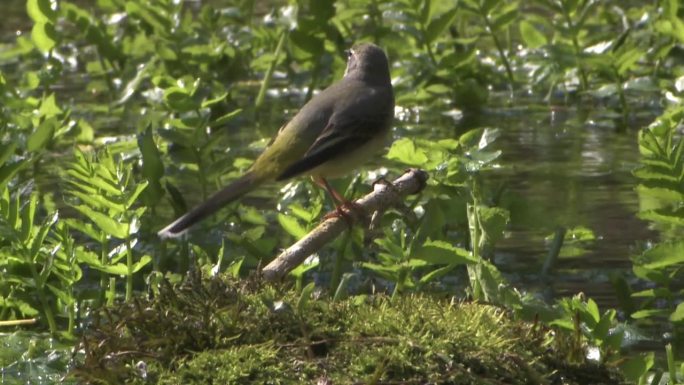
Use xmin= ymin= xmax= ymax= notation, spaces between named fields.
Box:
xmin=201 ymin=92 xmax=228 ymax=109
xmin=68 ymin=190 xmax=125 ymax=213
xmin=239 ymin=206 xmax=267 ymax=226
xmin=386 ymin=138 xmax=429 ymax=167
xmin=0 ymin=161 xmax=29 ymax=190
xmin=164 ymin=87 xmax=199 ymax=112
xmin=27 ymin=119 xmax=56 ymax=152
xmin=30 ymin=212 xmax=58 ymax=260
xmin=125 ymin=2 xmax=171 ymax=36
xmin=277 ymin=214 xmax=306 ymax=239
xmin=296 ymin=282 xmax=316 ymax=315
xmin=0 ymin=143 xmax=16 ymax=168
xmin=38 ymin=93 xmax=62 ymax=118
xmin=416 ymin=239 xmax=476 ymax=265
xmin=124 ymin=181 xmax=149 ymax=210
xmin=636 ymin=241 xmax=684 ymax=270
xmin=31 ymin=21 xmax=57 ymax=52
xmin=425 ymin=8 xmax=459 ymax=44
xmin=132 ymin=255 xmax=152 ymax=273
xmin=117 ymin=59 xmax=154 ymax=105
xmin=418 ymin=263 xmax=459 ymax=284
xmin=492 ymin=7 xmax=518 ymax=30
xmin=520 ymin=20 xmax=547 ymax=48
xmin=72 ymin=205 xmax=128 ymax=239
xmin=619 ymin=352 xmax=654 ymax=383
xmin=212 ymin=109 xmax=242 ymax=126
xmin=631 ymin=309 xmax=669 ymax=319
xmin=585 ymin=298 xmax=600 ymax=325
xmin=27 ymin=0 xmax=57 ymax=23
xmin=632 ymin=266 xmax=668 ymax=285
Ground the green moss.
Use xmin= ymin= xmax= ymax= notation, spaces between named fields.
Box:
xmin=72 ymin=274 xmax=622 ymax=384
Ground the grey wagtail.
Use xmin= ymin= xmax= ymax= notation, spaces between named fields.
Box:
xmin=158 ymin=43 xmax=394 ymax=237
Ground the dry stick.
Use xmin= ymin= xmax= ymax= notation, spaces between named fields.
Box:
xmin=262 ymin=168 xmax=429 ymax=281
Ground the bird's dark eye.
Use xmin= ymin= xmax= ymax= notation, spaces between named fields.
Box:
xmin=345 ymin=49 xmax=353 ymax=59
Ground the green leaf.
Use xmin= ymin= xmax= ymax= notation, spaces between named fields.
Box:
xmin=164 ymin=87 xmax=199 ymax=112
xmin=619 ymin=352 xmax=654 ymax=383
xmin=419 ymin=263 xmax=459 ymax=284
xmin=46 ymin=284 xmax=73 ymax=305
xmin=31 ymin=21 xmax=58 ymax=52
xmin=8 ymin=193 xmax=20 ymax=231
xmin=289 ymin=30 xmax=324 ymax=55
xmin=278 ymin=214 xmax=307 ymax=239
xmin=27 ymin=119 xmax=56 ymax=152
xmin=0 ymin=160 xmax=29 ymax=190
xmin=631 ymin=309 xmax=669 ymax=319
xmin=632 ymin=265 xmax=668 ymax=285
xmin=94 ymin=263 xmax=129 ymax=275
xmin=425 ymin=8 xmax=459 ymax=44
xmin=125 ymin=1 xmax=171 ymax=35
xmin=0 ymin=143 xmax=16 ymax=167
xmin=125 ymin=181 xmax=149 ymax=209
xmin=631 ymin=288 xmax=670 ymax=298
xmin=668 ymin=302 xmax=684 ymax=322
xmin=201 ymin=92 xmax=228 ymax=109
xmin=74 ymin=247 xmax=104 ymax=267
xmin=66 ymin=169 xmax=121 ymax=196
xmin=616 ymin=48 xmax=643 ymax=75
xmin=297 ymin=282 xmax=316 ymax=315
xmin=375 ymin=236 xmax=406 ymax=261
xmin=239 ymin=206 xmax=268 ymax=226
xmin=288 ymin=203 xmax=317 ymax=223
xmin=21 ymin=193 xmax=38 ymax=243
xmin=116 ymin=58 xmax=154 ymax=104
xmin=73 ymin=205 xmax=129 ymax=238
xmin=226 ymin=257 xmax=244 ymax=278
xmin=477 ymin=206 xmax=510 ymax=246
xmin=290 ymin=256 xmax=319 ymax=279
xmin=386 ymin=138 xmax=429 ymax=166
xmin=132 ymin=255 xmax=152 ymax=273
xmin=27 ymin=0 xmax=57 ymax=23
xmin=637 ymin=241 xmax=684 ymax=270
xmin=416 ymin=239 xmax=476 ymax=265
xmin=360 ymin=262 xmax=401 ymax=281
xmin=69 ymin=190 xmax=125 ymax=213
xmin=519 ymin=20 xmax=547 ymax=48
xmin=212 ymin=109 xmax=242 ymax=126
xmin=38 ymin=93 xmax=63 ymax=117
xmin=585 ymin=298 xmax=600 ymax=324
xmin=492 ymin=8 xmax=518 ymax=30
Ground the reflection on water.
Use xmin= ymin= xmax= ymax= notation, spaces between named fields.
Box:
xmin=456 ymin=106 xmax=655 ymax=308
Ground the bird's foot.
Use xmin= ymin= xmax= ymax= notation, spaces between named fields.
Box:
xmin=322 ymin=200 xmax=366 ymax=226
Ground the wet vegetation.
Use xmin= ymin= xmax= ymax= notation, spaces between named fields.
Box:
xmin=0 ymin=0 xmax=683 ymax=383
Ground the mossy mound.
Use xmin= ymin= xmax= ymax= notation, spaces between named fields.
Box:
xmin=72 ymin=273 xmax=622 ymax=384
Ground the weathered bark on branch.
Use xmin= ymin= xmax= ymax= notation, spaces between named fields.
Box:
xmin=262 ymin=168 xmax=429 ymax=281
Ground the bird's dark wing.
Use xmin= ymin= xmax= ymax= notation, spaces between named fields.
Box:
xmin=275 ymin=116 xmax=383 ymax=181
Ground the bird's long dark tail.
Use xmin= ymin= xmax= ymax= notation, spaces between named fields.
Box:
xmin=157 ymin=172 xmax=261 ymax=238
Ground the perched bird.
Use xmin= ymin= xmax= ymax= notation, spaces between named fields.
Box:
xmin=158 ymin=42 xmax=394 ymax=237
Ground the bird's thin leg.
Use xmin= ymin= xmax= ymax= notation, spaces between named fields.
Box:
xmin=312 ymin=176 xmax=346 ymax=206
xmin=312 ymin=176 xmax=365 ymax=223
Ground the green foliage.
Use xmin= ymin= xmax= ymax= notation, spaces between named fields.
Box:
xmin=628 ymin=104 xmax=684 ymax=360
xmin=64 ymin=149 xmax=150 ymax=303
xmin=0 ymin=191 xmax=77 ymax=334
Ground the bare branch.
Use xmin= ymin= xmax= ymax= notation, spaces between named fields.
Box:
xmin=262 ymin=168 xmax=429 ymax=281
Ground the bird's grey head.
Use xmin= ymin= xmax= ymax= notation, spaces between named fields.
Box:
xmin=343 ymin=43 xmax=391 ymax=85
